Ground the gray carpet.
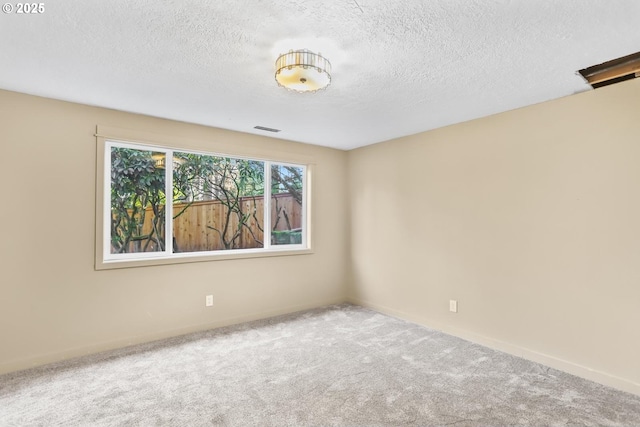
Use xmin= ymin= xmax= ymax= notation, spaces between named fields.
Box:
xmin=1 ymin=304 xmax=639 ymax=426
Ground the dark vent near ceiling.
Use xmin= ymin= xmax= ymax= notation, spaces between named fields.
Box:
xmin=254 ymin=126 xmax=281 ymax=133
xmin=579 ymin=51 xmax=640 ymax=89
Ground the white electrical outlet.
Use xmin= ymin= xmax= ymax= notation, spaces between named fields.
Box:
xmin=205 ymin=295 xmax=213 ymax=307
xmin=449 ymin=300 xmax=458 ymax=313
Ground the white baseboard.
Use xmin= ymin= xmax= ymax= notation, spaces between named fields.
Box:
xmin=347 ymin=296 xmax=640 ymax=397
xmin=6 ymin=295 xmax=638 ymax=398
xmin=0 ymin=297 xmax=346 ymax=376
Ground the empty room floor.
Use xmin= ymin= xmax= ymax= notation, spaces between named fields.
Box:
xmin=1 ymin=304 xmax=639 ymax=426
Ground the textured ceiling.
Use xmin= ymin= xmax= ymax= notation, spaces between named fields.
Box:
xmin=1 ymin=1 xmax=639 ymax=150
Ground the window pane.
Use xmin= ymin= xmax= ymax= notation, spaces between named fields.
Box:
xmin=172 ymin=153 xmax=265 ymax=252
xmin=271 ymin=164 xmax=304 ymax=245
xmin=110 ymin=147 xmax=166 ymax=254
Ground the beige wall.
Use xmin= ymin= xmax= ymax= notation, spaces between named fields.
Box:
xmin=2 ymin=79 xmax=639 ymax=395
xmin=348 ymin=79 xmax=640 ymax=395
xmin=0 ymin=90 xmax=348 ymax=373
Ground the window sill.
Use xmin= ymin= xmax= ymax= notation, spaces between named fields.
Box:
xmin=96 ymin=247 xmax=314 ymax=270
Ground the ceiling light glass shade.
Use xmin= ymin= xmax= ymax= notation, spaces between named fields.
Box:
xmin=275 ymin=49 xmax=331 ymax=93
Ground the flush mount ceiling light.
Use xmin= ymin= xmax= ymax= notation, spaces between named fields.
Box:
xmin=275 ymin=49 xmax=331 ymax=93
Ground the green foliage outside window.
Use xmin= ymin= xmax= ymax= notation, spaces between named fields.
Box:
xmin=110 ymin=147 xmax=166 ymax=253
xmin=110 ymin=147 xmax=268 ymax=253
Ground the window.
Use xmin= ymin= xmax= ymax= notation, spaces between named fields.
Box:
xmin=99 ymin=137 xmax=309 ymax=268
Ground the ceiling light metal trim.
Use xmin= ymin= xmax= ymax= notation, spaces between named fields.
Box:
xmin=275 ymin=49 xmax=332 ymax=93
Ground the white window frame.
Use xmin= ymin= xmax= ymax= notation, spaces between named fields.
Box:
xmin=95 ymin=127 xmax=313 ymax=270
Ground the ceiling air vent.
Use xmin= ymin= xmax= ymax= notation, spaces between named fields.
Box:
xmin=579 ymin=51 xmax=640 ymax=89
xmin=254 ymin=126 xmax=281 ymax=133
